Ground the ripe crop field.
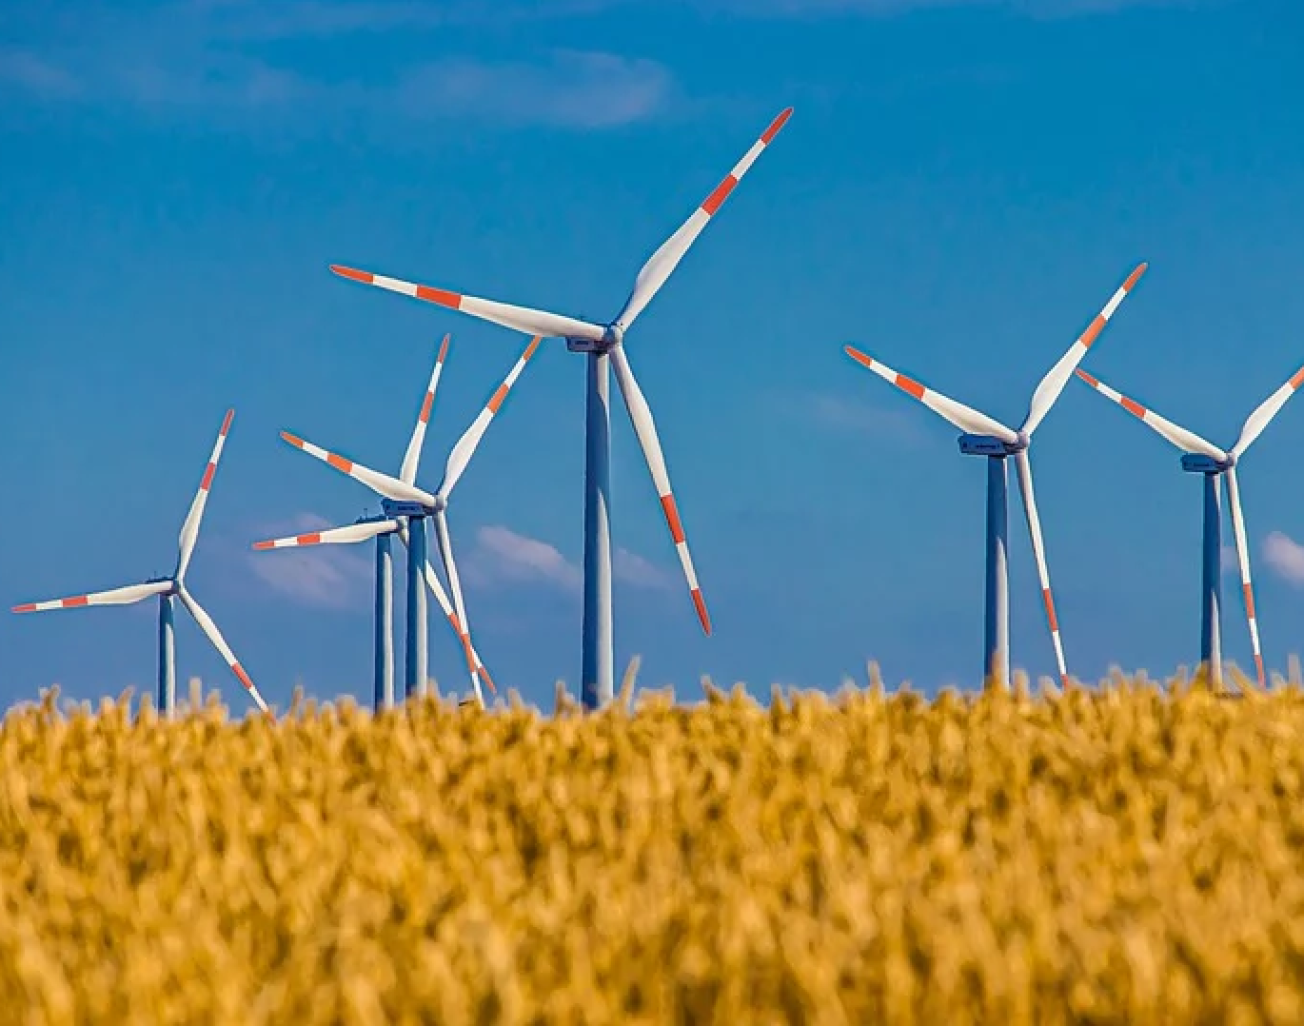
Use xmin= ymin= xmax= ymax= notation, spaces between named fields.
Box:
xmin=3 ymin=666 xmax=1304 ymax=1024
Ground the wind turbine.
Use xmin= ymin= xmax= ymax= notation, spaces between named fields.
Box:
xmin=261 ymin=333 xmax=540 ymax=706
xmin=253 ymin=510 xmax=406 ymax=711
xmin=328 ymin=107 xmax=793 ymax=709
xmin=1074 ymin=361 xmax=1304 ymax=690
xmin=844 ymin=263 xmax=1148 ymax=688
xmin=12 ymin=409 xmax=269 ymax=715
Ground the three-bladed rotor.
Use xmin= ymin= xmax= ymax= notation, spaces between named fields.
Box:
xmin=329 ymin=107 xmax=795 ymax=638
xmin=12 ymin=410 xmax=269 ymax=713
xmin=1075 ymin=360 xmax=1304 ymax=688
xmin=845 ymin=262 xmax=1149 ymax=686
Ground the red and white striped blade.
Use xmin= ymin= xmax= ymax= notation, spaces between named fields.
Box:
xmin=330 ymin=265 xmax=605 ymax=342
xmin=1020 ymin=263 xmax=1148 ymax=437
xmin=1014 ymin=451 xmax=1070 ymax=688
xmin=177 ymin=409 xmax=234 ymax=580
xmin=1225 ymin=466 xmax=1266 ymax=688
xmin=609 ymin=345 xmax=711 ymax=634
xmin=395 ymin=523 xmax=497 ymax=694
xmin=177 ymin=586 xmax=268 ymax=713
xmin=252 ymin=520 xmax=399 ymax=550
xmin=432 ymin=512 xmax=484 ymax=705
xmin=1075 ymin=369 xmax=1227 ymax=459
xmin=12 ymin=579 xmax=172 ymax=614
xmin=400 ymin=334 xmax=450 ymax=486
xmin=612 ymin=107 xmax=793 ymax=331
xmin=280 ymin=431 xmax=435 ymax=506
xmin=844 ymin=346 xmax=1018 ymax=443
xmin=1230 ymin=363 xmax=1304 ymax=458
xmin=439 ymin=336 xmax=542 ymax=501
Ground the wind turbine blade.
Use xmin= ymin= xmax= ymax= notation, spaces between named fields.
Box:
xmin=844 ymin=346 xmax=1018 ymax=442
xmin=176 ymin=586 xmax=269 ymax=713
xmin=177 ymin=409 xmax=235 ymax=580
xmin=1020 ymin=262 xmax=1148 ymax=436
xmin=252 ymin=520 xmax=399 ymax=550
xmin=609 ymin=345 xmax=711 ymax=634
xmin=13 ymin=580 xmax=172 ymax=613
xmin=280 ymin=432 xmax=435 ymax=506
xmin=1014 ymin=450 xmax=1069 ymax=688
xmin=439 ymin=336 xmax=542 ymax=500
xmin=330 ymin=265 xmax=606 ymax=342
xmin=612 ymin=107 xmax=793 ymax=331
xmin=1075 ymin=369 xmax=1227 ymax=459
xmin=1230 ymin=363 xmax=1304 ymax=458
xmin=395 ymin=523 xmax=497 ymax=694
xmin=432 ymin=512 xmax=484 ymax=705
xmin=399 ymin=334 xmax=450 ymax=486
xmin=1225 ymin=466 xmax=1266 ymax=688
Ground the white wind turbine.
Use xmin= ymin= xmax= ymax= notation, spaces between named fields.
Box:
xmin=259 ymin=333 xmax=541 ymax=706
xmin=1075 ymin=360 xmax=1304 ymax=690
xmin=844 ymin=263 xmax=1148 ymax=688
xmin=12 ymin=410 xmax=269 ymax=715
xmin=328 ymin=107 xmax=793 ymax=708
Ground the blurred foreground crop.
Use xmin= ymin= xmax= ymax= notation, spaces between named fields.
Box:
xmin=2 ymin=664 xmax=1304 ymax=1024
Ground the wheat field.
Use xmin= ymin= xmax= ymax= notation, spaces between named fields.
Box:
xmin=2 ymin=663 xmax=1303 ymax=1024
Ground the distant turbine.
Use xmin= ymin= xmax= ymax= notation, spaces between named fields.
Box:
xmin=1075 ymin=360 xmax=1304 ymax=690
xmin=254 ymin=511 xmax=404 ymax=710
xmin=327 ymin=107 xmax=793 ymax=709
xmin=844 ymin=263 xmax=1148 ymax=688
xmin=260 ymin=334 xmax=540 ymax=706
xmin=13 ymin=410 xmax=268 ymax=715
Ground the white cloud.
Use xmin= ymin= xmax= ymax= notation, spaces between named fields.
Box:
xmin=401 ymin=51 xmax=674 ymax=129
xmin=471 ymin=525 xmax=583 ymax=591
xmin=614 ymin=547 xmax=675 ymax=590
xmin=1263 ymin=531 xmax=1304 ymax=587
xmin=0 ymin=0 xmax=676 ymax=128
xmin=1221 ymin=544 xmax=1239 ymax=573
xmin=0 ymin=48 xmax=81 ymax=98
xmin=246 ymin=513 xmax=375 ymax=610
xmin=465 ymin=525 xmax=672 ymax=592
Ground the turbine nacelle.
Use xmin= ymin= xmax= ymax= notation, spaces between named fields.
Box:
xmin=565 ymin=324 xmax=622 ymax=353
xmin=958 ymin=433 xmax=1028 ymax=457
xmin=382 ymin=497 xmax=443 ymax=518
xmin=145 ymin=574 xmax=178 ymax=594
xmin=1181 ymin=453 xmax=1234 ymax=475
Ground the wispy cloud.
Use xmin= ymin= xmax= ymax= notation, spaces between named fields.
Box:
xmin=0 ymin=48 xmax=82 ymax=98
xmin=246 ymin=513 xmax=374 ymax=610
xmin=772 ymin=389 xmax=924 ymax=443
xmin=465 ymin=524 xmax=672 ymax=593
xmin=401 ymin=52 xmax=674 ymax=129
xmin=614 ymin=547 xmax=675 ymax=590
xmin=686 ymin=0 xmax=1208 ymax=14
xmin=1263 ymin=531 xmax=1304 ymax=587
xmin=469 ymin=525 xmax=584 ymax=592
xmin=0 ymin=1 xmax=676 ymax=127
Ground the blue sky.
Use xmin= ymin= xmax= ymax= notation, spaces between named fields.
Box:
xmin=2 ymin=0 xmax=1303 ymax=712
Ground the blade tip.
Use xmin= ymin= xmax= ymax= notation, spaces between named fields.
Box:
xmin=438 ymin=333 xmax=451 ymax=362
xmin=252 ymin=541 xmax=273 ymax=551
xmin=1075 ymin=368 xmax=1099 ymax=387
xmin=1124 ymin=262 xmax=1148 ymax=290
xmin=330 ymin=264 xmax=369 ymax=283
xmin=280 ymin=431 xmax=304 ymax=448
xmin=11 ymin=604 xmax=34 ymax=614
xmin=692 ymin=590 xmax=711 ymax=635
xmin=220 ymin=408 xmax=235 ymax=435
xmin=762 ymin=106 xmax=794 ymax=143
